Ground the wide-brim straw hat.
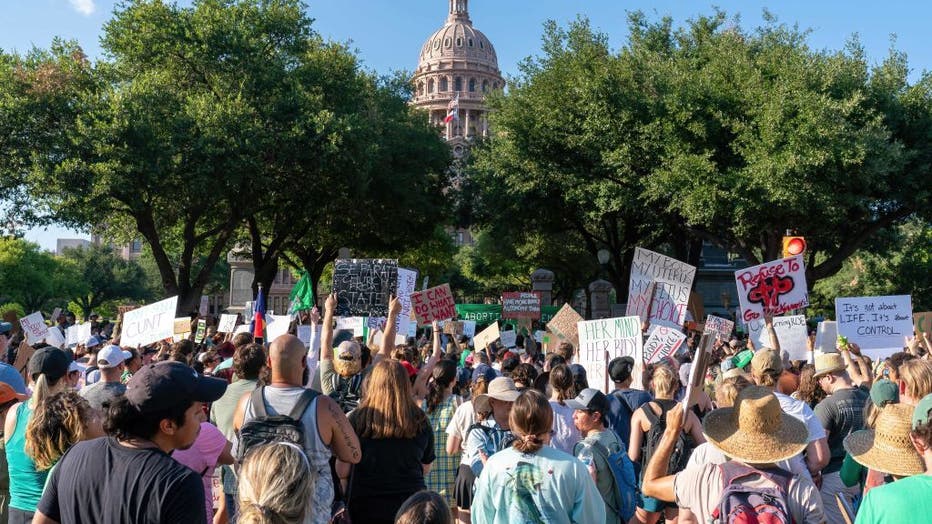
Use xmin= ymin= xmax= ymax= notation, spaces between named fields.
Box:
xmin=704 ymin=385 xmax=809 ymax=464
xmin=844 ymin=403 xmax=923 ymax=477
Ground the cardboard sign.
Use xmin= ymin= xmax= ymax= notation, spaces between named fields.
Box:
xmin=500 ymin=329 xmax=517 ymax=348
xmin=547 ymin=303 xmax=584 ymax=347
xmin=747 ymin=315 xmax=809 ymax=361
xmin=335 ymin=317 xmax=365 ymax=337
xmin=19 ymin=312 xmax=49 ymax=345
xmin=626 ymin=247 xmax=696 ymax=329
xmin=915 ymin=312 xmax=932 ymax=334
xmin=815 ymin=321 xmax=838 ymax=353
xmin=296 ymin=325 xmax=312 ymax=347
xmin=410 ymin=284 xmax=456 ymax=324
xmin=442 ymin=321 xmax=464 ymax=335
xmin=332 ymin=259 xmax=398 ymax=317
xmin=122 ymin=297 xmax=179 ymax=348
xmin=199 ymin=296 xmax=209 ymax=317
xmin=836 ymin=295 xmax=913 ymax=355
xmin=577 ymin=316 xmax=643 ymax=393
xmin=218 ymin=314 xmax=237 ymax=334
xmin=502 ymin=292 xmax=543 ymax=320
xmin=396 ymin=268 xmax=418 ymax=339
xmin=704 ymin=315 xmax=734 ymax=341
xmin=644 ymin=325 xmax=686 ymax=363
xmin=734 ymin=255 xmax=809 ymax=324
xmin=473 ymin=322 xmax=500 ymax=351
xmin=265 ymin=314 xmax=292 ymax=343
xmin=682 ymin=335 xmax=713 ymax=422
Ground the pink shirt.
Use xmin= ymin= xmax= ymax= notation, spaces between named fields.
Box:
xmin=172 ymin=422 xmax=229 ymax=522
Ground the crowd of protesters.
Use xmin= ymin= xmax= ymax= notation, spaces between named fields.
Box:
xmin=0 ymin=299 xmax=931 ymax=524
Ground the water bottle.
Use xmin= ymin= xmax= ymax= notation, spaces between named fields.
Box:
xmin=577 ymin=444 xmax=597 ymax=483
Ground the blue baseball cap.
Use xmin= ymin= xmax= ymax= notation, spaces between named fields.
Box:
xmin=0 ymin=322 xmax=12 ymax=335
xmin=471 ymin=364 xmax=496 ymax=384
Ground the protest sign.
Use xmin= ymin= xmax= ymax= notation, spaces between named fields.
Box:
xmin=500 ymin=329 xmax=517 ymax=348
xmin=122 ymin=297 xmax=178 ymax=348
xmin=462 ymin=320 xmax=476 ymax=338
xmin=815 ymin=321 xmax=837 ymax=353
xmin=682 ymin=335 xmax=713 ymax=422
xmin=473 ymin=322 xmax=500 ymax=352
xmin=626 ymin=248 xmax=696 ymax=330
xmin=296 ymin=325 xmax=312 ymax=347
xmin=396 ymin=268 xmax=418 ymax=337
xmin=335 ymin=317 xmax=365 ymax=337
xmin=704 ymin=315 xmax=735 ymax=341
xmin=643 ymin=325 xmax=686 ymax=363
xmin=77 ymin=322 xmax=92 ymax=343
xmin=173 ymin=317 xmax=191 ymax=336
xmin=234 ymin=324 xmax=250 ymax=335
xmin=577 ymin=316 xmax=643 ymax=393
xmin=332 ymin=259 xmax=398 ymax=317
xmin=915 ymin=312 xmax=932 ymax=334
xmin=19 ymin=312 xmax=49 ymax=345
xmin=199 ymin=296 xmax=209 ymax=317
xmin=836 ymin=295 xmax=913 ymax=355
xmin=501 ymin=292 xmax=542 ymax=320
xmin=65 ymin=325 xmax=81 ymax=347
xmin=747 ymin=315 xmax=809 ymax=361
xmin=534 ymin=330 xmax=546 ymax=343
xmin=218 ymin=314 xmax=237 ymax=334
xmin=50 ymin=308 xmax=62 ymax=323
xmin=265 ymin=315 xmax=291 ymax=343
xmin=547 ymin=303 xmax=584 ymax=347
xmin=734 ymin=255 xmax=809 ymax=324
xmin=194 ymin=319 xmax=207 ymax=343
xmin=410 ymin=284 xmax=456 ymax=324
xmin=442 ymin=321 xmax=464 ymax=335
xmin=44 ymin=327 xmax=65 ymax=349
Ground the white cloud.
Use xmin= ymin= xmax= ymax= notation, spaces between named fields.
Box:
xmin=67 ymin=0 xmax=97 ymax=16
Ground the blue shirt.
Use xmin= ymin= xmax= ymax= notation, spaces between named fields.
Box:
xmin=605 ymin=389 xmax=652 ymax=445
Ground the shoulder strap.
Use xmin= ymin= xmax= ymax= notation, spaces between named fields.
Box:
xmin=643 ymin=402 xmax=662 ymax=425
xmin=250 ymin=387 xmax=268 ymax=418
xmin=349 ymin=373 xmax=363 ymax=392
xmin=288 ymin=389 xmax=319 ymax=420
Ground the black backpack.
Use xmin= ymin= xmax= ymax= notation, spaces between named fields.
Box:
xmin=236 ymin=387 xmax=318 ymax=462
xmin=639 ymin=400 xmax=692 ymax=480
xmin=330 ymin=373 xmax=363 ymax=414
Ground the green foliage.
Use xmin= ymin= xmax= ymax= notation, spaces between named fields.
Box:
xmin=58 ymin=244 xmax=151 ymax=317
xmin=0 ymin=302 xmax=26 ymax=319
xmin=0 ymin=238 xmax=81 ymax=312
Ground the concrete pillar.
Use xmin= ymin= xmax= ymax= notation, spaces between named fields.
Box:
xmin=465 ymin=109 xmax=471 ymax=138
xmin=530 ymin=268 xmax=555 ymax=306
xmin=588 ymin=279 xmax=614 ymax=319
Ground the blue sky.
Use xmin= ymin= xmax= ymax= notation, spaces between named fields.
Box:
xmin=5 ymin=0 xmax=931 ymax=251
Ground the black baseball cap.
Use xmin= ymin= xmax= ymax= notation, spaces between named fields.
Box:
xmin=565 ymin=388 xmax=609 ymax=415
xmin=125 ymin=361 xmax=227 ymax=413
xmin=28 ymin=347 xmax=71 ymax=382
xmin=609 ymin=356 xmax=635 ymax=383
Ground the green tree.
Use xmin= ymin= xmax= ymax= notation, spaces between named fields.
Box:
xmin=59 ymin=244 xmax=151 ymax=318
xmin=0 ymin=238 xmax=80 ymax=312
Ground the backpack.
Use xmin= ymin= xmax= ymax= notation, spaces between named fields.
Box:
xmin=711 ymin=462 xmax=794 ymax=524
xmin=330 ymin=373 xmax=363 ymax=414
xmin=607 ymin=389 xmax=651 ymax=443
xmin=639 ymin=400 xmax=692 ymax=480
xmin=236 ymin=387 xmax=318 ymax=462
xmin=465 ymin=422 xmax=516 ymax=455
xmin=586 ymin=436 xmax=638 ymax=522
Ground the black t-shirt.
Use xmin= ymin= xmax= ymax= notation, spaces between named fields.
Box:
xmin=815 ymin=386 xmax=869 ymax=473
xmin=37 ymin=437 xmax=205 ymax=523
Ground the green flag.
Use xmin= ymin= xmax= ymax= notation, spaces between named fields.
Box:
xmin=288 ymin=270 xmax=315 ymax=315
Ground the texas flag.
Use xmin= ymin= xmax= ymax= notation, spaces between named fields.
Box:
xmin=443 ymin=93 xmax=459 ymax=123
xmin=251 ymin=285 xmax=267 ymax=342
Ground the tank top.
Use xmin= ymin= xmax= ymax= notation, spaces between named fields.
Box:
xmin=6 ymin=402 xmax=48 ymax=511
xmin=241 ymin=386 xmax=332 ymax=524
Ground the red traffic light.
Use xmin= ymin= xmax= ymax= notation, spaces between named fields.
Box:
xmin=782 ymin=236 xmax=806 ymax=258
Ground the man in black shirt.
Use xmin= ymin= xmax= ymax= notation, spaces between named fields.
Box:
xmin=34 ymin=361 xmax=227 ymax=524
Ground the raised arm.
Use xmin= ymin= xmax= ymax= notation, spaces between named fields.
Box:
xmin=376 ymin=295 xmax=401 ymax=364
xmin=764 ymin=312 xmax=780 ymax=350
xmin=320 ymin=293 xmax=337 ymax=362
xmin=413 ymin=321 xmax=444 ymax=398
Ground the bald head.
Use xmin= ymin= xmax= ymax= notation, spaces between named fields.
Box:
xmin=268 ymin=335 xmax=307 ymax=385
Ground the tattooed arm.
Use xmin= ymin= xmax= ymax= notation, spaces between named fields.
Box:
xmin=319 ymin=395 xmax=361 ymax=464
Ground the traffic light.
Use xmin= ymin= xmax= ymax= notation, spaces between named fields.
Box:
xmin=782 ymin=236 xmax=806 ymax=258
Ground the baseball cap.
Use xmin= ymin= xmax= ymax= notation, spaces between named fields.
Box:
xmin=732 ymin=349 xmax=754 ymax=370
xmin=0 ymin=383 xmax=26 ymax=404
xmin=124 ymin=361 xmax=227 ymax=413
xmin=912 ymin=393 xmax=932 ymax=429
xmin=750 ymin=349 xmax=783 ymax=376
xmin=0 ymin=322 xmax=12 ymax=335
xmin=471 ymin=364 xmax=496 ymax=384
xmin=608 ymin=356 xmax=635 ymax=383
xmin=869 ymin=379 xmax=899 ymax=408
xmin=565 ymin=388 xmax=609 ymax=415
xmin=569 ymin=363 xmax=587 ymax=379
xmin=97 ymin=345 xmax=131 ymax=369
xmin=28 ymin=347 xmax=71 ymax=382
xmin=85 ymin=336 xmax=102 ymax=348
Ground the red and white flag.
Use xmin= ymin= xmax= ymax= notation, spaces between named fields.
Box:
xmin=443 ymin=93 xmax=459 ymax=123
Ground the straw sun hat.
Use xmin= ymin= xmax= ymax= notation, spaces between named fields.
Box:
xmin=843 ymin=403 xmax=924 ymax=477
xmin=703 ymin=385 xmax=809 ymax=464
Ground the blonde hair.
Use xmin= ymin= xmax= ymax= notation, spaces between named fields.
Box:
xmin=900 ymin=359 xmax=932 ymax=402
xmin=238 ymin=442 xmax=315 ymax=524
xmin=651 ymin=365 xmax=678 ymax=398
xmin=29 ymin=373 xmax=66 ymax=410
xmin=350 ymin=360 xmax=428 ymax=439
xmin=715 ymin=376 xmax=751 ymax=408
xmin=25 ymin=391 xmax=96 ymax=471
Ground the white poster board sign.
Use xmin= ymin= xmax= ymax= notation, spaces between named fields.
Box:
xmin=199 ymin=295 xmax=209 ymax=317
xmin=747 ymin=315 xmax=809 ymax=361
xmin=121 ymin=297 xmax=178 ymax=348
xmin=836 ymin=295 xmax=912 ymax=356
xmin=626 ymin=247 xmax=696 ymax=330
xmin=296 ymin=325 xmax=312 ymax=347
xmin=65 ymin=325 xmax=81 ymax=347
xmin=473 ymin=322 xmax=500 ymax=352
xmin=815 ymin=321 xmax=837 ymax=353
xmin=734 ymin=255 xmax=809 ymax=324
xmin=234 ymin=324 xmax=251 ymax=335
xmin=396 ymin=268 xmax=418 ymax=340
xmin=218 ymin=314 xmax=238 ymax=334
xmin=577 ymin=316 xmax=643 ymax=393
xmin=50 ymin=308 xmax=62 ymax=323
xmin=44 ymin=327 xmax=65 ymax=349
xmin=500 ymin=329 xmax=517 ymax=348
xmin=265 ymin=314 xmax=292 ymax=343
xmin=704 ymin=315 xmax=735 ymax=341
xmin=643 ymin=325 xmax=686 ymax=363
xmin=77 ymin=322 xmax=92 ymax=344
xmin=462 ymin=320 xmax=477 ymax=339
xmin=19 ymin=312 xmax=49 ymax=345
xmin=335 ymin=317 xmax=365 ymax=337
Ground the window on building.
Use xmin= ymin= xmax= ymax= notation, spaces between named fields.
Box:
xmin=439 ymin=77 xmax=447 ymax=91
xmin=130 ymin=239 xmax=142 ymax=253
xmin=428 ymin=78 xmax=434 ymax=93
xmin=456 ymin=37 xmax=463 ymax=47
xmin=444 ymin=38 xmax=451 ymax=48
xmin=469 ymin=78 xmax=476 ymax=92
xmin=454 ymin=77 xmax=462 ymax=92
xmin=468 ymin=38 xmax=474 ymax=47
xmin=479 ymin=40 xmax=484 ymax=49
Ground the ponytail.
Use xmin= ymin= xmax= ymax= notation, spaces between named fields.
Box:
xmin=425 ymin=360 xmax=457 ymax=414
xmin=30 ymin=373 xmax=64 ymax=409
